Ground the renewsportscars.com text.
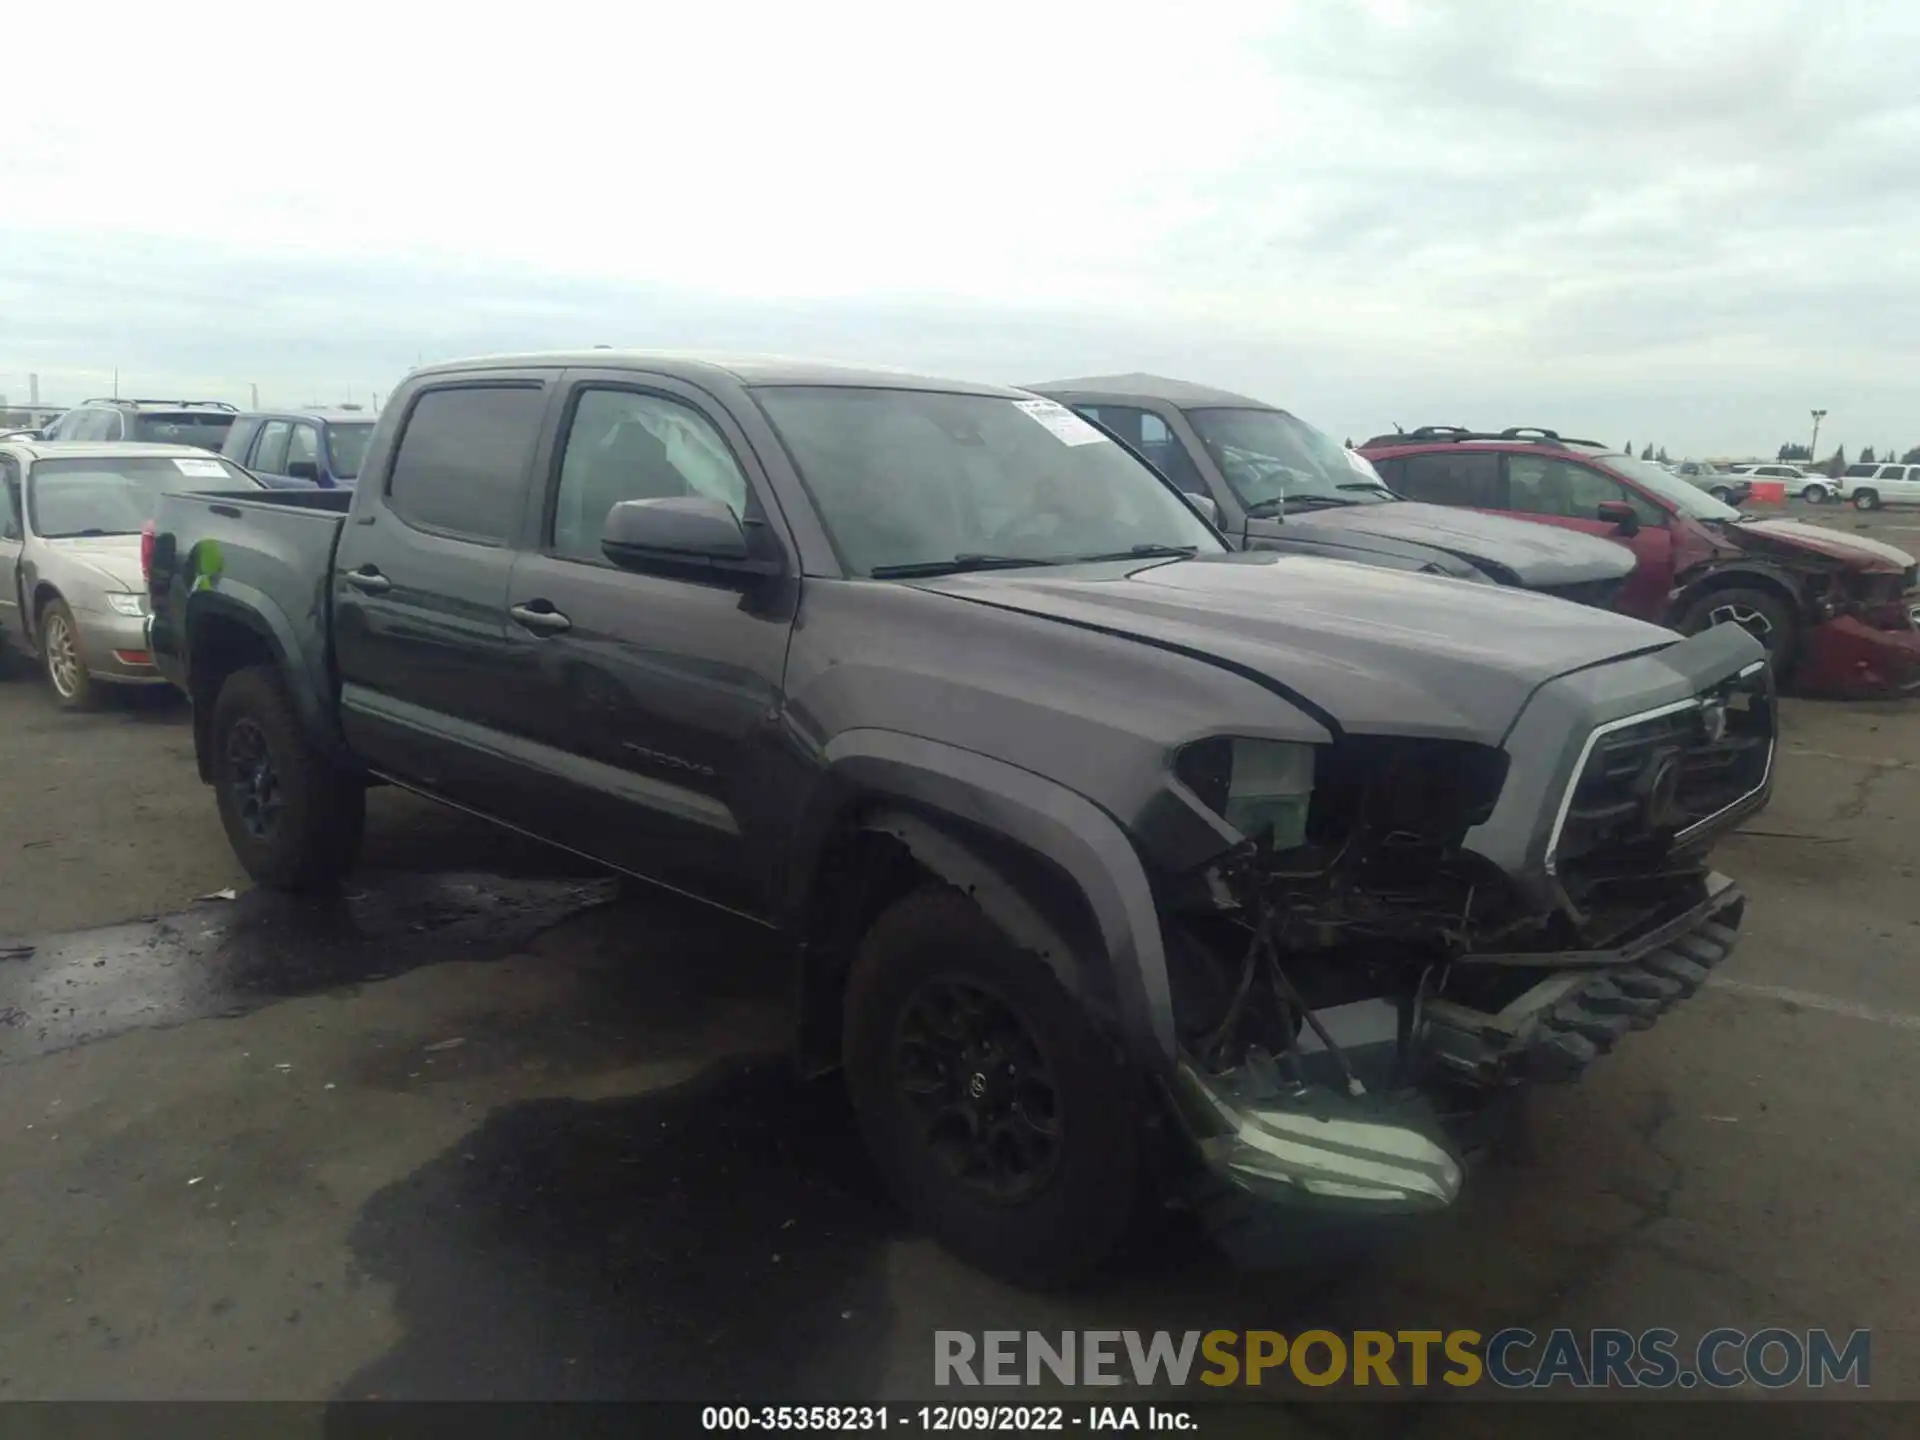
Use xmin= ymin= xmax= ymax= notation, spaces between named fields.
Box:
xmin=934 ymin=1327 xmax=1871 ymax=1390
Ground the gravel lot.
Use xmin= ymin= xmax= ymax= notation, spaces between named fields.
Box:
xmin=2 ymin=503 xmax=1917 ymax=1430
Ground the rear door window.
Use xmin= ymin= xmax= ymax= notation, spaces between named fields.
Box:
xmin=385 ymin=384 xmax=547 ymax=544
xmin=1394 ymin=451 xmax=1501 ymax=508
xmin=253 ymin=421 xmax=292 ymax=474
xmin=287 ymin=423 xmax=321 ymax=474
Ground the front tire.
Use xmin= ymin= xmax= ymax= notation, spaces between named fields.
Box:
xmin=1854 ymin=489 xmax=1881 ymax=511
xmin=1709 ymin=485 xmax=1733 ymax=503
xmin=210 ymin=665 xmax=365 ymax=891
xmin=842 ymin=887 xmax=1138 ymax=1286
xmin=1802 ymin=484 xmax=1827 ymax=504
xmin=1676 ymin=586 xmax=1797 ymax=681
xmin=39 ymin=600 xmax=99 ymax=710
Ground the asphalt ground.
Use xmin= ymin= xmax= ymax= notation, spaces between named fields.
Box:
xmin=1 ymin=497 xmax=1916 ymax=1433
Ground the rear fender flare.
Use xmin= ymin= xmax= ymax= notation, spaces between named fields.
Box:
xmin=182 ymin=585 xmax=348 ymax=780
xmin=802 ymin=729 xmax=1175 ymax=1065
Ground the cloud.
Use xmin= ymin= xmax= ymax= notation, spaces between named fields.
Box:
xmin=1 ymin=0 xmax=1916 ymax=456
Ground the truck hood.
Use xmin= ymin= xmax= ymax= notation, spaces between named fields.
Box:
xmin=913 ymin=552 xmax=1678 ymax=744
xmin=37 ymin=537 xmax=144 ymax=592
xmin=1279 ymin=501 xmax=1635 ymax=587
xmin=1719 ymin=518 xmax=1916 ymax=575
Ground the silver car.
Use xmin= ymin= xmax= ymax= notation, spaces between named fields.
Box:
xmin=0 ymin=440 xmax=262 ymax=706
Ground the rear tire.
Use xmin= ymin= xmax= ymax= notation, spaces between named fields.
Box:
xmin=1854 ymin=489 xmax=1881 ymax=511
xmin=842 ymin=886 xmax=1138 ymax=1286
xmin=39 ymin=600 xmax=100 ymax=710
xmin=1676 ymin=585 xmax=1797 ymax=681
xmin=1709 ymin=485 xmax=1733 ymax=503
xmin=210 ymin=665 xmax=365 ymax=891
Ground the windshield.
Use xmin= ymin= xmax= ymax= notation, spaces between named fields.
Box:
xmin=27 ymin=454 xmax=256 ymax=537
xmin=1596 ymin=452 xmax=1742 ymax=521
xmin=326 ymin=422 xmax=375 ymax=480
xmin=1184 ymin=407 xmax=1392 ymax=511
xmin=134 ymin=413 xmax=235 ymax=451
xmin=752 ymin=387 xmax=1222 ymax=576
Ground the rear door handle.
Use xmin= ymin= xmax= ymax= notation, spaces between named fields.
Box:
xmin=344 ymin=567 xmax=392 ymax=594
xmin=510 ymin=602 xmax=571 ymax=635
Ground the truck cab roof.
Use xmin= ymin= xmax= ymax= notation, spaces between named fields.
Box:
xmin=408 ymin=350 xmax=1027 ymax=397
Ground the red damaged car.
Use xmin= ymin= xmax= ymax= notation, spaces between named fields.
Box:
xmin=1359 ymin=427 xmax=1920 ymax=697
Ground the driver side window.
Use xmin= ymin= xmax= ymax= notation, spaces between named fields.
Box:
xmin=550 ymin=388 xmax=755 ymax=563
xmin=1506 ymin=456 xmax=1661 ymax=525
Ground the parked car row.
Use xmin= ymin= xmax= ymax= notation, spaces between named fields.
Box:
xmin=22 ymin=400 xmax=375 ymax=490
xmin=129 ymin=349 xmax=1785 ymax=1283
xmin=1013 ymin=379 xmax=1918 ymax=698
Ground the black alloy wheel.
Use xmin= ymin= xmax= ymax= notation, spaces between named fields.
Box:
xmin=223 ymin=716 xmax=285 ymax=841
xmin=894 ymin=977 xmax=1062 ymax=1203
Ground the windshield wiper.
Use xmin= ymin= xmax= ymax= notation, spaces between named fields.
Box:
xmin=1272 ymin=494 xmax=1358 ymax=511
xmin=1336 ymin=482 xmax=1396 ymax=496
xmin=867 ymin=554 xmax=1060 ymax=579
xmin=1067 ymin=543 xmax=1201 ymax=563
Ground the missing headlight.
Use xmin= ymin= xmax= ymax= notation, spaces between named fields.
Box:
xmin=1177 ymin=734 xmax=1507 ymax=853
xmin=1175 ymin=738 xmax=1317 ymax=848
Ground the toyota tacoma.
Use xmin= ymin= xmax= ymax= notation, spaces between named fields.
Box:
xmin=145 ymin=353 xmax=1775 ymax=1283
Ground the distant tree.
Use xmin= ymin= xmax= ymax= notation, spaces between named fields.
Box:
xmin=1825 ymin=446 xmax=1847 ymax=479
xmin=1861 ymin=446 xmax=1876 ymax=464
xmin=1656 ymin=445 xmax=1670 ymax=463
xmin=1640 ymin=443 xmax=1655 ymax=460
xmin=1777 ymin=442 xmax=1812 ymax=462
xmin=1624 ymin=440 xmax=1633 ymax=456
xmin=1344 ymin=437 xmax=1353 ymax=448
xmin=1902 ymin=445 xmax=1920 ymax=464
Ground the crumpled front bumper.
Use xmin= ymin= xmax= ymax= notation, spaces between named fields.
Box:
xmin=1167 ymin=875 xmax=1745 ymax=1215
xmin=1421 ymin=874 xmax=1745 ymax=1085
xmin=1794 ymin=614 xmax=1920 ymax=698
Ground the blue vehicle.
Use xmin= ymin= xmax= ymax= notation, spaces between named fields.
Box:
xmin=220 ymin=407 xmax=376 ymax=489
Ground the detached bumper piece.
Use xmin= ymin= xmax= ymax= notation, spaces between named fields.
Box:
xmin=1424 ymin=875 xmax=1745 ymax=1086
xmin=1168 ymin=1060 xmax=1463 ymax=1211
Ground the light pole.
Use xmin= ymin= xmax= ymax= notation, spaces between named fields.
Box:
xmin=1810 ymin=408 xmax=1827 ymax=464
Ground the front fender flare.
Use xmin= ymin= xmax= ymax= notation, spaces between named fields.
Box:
xmin=1666 ymin=560 xmax=1811 ymax=626
xmin=811 ymin=729 xmax=1176 ymax=1066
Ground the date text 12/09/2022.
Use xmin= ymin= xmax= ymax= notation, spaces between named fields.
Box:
xmin=702 ymin=1408 xmax=1191 ymax=1432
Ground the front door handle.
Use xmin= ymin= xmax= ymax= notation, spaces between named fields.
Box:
xmin=510 ymin=602 xmax=571 ymax=635
xmin=345 ymin=567 xmax=392 ymax=594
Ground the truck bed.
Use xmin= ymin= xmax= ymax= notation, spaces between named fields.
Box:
xmin=146 ymin=486 xmax=353 ymax=698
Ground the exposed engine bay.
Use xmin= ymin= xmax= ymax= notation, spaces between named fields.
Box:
xmin=1156 ymin=671 xmax=1771 ymax=1209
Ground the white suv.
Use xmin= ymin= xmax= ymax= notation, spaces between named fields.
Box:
xmin=1728 ymin=462 xmax=1831 ymax=502
xmin=1838 ymin=462 xmax=1920 ymax=510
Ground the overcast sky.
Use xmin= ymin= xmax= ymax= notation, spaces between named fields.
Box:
xmin=3 ymin=0 xmax=1915 ymax=457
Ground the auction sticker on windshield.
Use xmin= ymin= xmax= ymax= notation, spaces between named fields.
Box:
xmin=173 ymin=457 xmax=229 ymax=478
xmin=1012 ymin=399 xmax=1109 ymax=447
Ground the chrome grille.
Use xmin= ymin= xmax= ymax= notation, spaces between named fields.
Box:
xmin=1550 ymin=666 xmax=1773 ymax=872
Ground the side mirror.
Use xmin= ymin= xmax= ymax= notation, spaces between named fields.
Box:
xmin=602 ymin=495 xmax=782 ymax=580
xmin=1596 ymin=499 xmax=1639 ymax=537
xmin=286 ymin=460 xmax=319 ymax=483
xmin=1187 ymin=493 xmax=1221 ymax=528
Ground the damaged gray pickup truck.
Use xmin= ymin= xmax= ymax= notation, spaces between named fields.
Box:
xmin=145 ymin=353 xmax=1775 ymax=1284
